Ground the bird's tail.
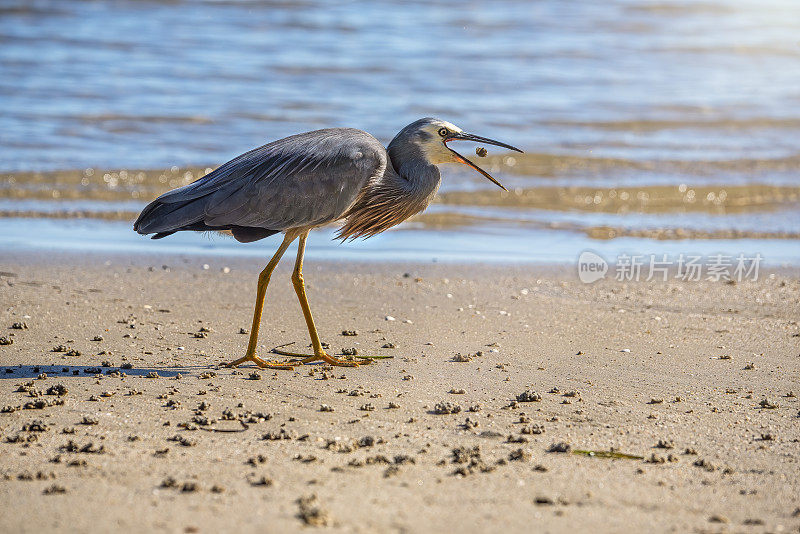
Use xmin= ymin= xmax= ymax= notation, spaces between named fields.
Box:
xmin=133 ymin=195 xmax=207 ymax=238
xmin=133 ymin=195 xmax=279 ymax=243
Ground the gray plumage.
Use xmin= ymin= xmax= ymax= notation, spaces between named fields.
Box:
xmin=134 ymin=118 xmax=521 ymax=370
xmin=134 ymin=117 xmax=519 ymax=243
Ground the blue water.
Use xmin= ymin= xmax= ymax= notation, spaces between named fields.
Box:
xmin=1 ymin=0 xmax=799 ymax=263
xmin=1 ymin=217 xmax=796 ymax=266
xmin=2 ymin=0 xmax=800 ymax=172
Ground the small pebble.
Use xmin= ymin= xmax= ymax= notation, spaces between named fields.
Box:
xmin=516 ymin=390 xmax=542 ymax=403
xmin=759 ymin=398 xmax=778 ymax=409
xmin=547 ymin=442 xmax=571 ymax=453
xmin=433 ymin=402 xmax=462 ymax=415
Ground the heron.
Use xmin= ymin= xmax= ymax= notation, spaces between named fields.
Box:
xmin=134 ymin=118 xmax=522 ymax=369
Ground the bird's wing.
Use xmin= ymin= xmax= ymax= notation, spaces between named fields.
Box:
xmin=137 ymin=128 xmax=386 ymax=234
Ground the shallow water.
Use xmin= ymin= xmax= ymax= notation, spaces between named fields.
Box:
xmin=3 ymin=217 xmax=797 ymax=267
xmin=1 ymin=0 xmax=799 ymax=262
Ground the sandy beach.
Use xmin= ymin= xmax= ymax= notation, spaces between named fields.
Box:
xmin=0 ymin=251 xmax=797 ymax=533
xmin=3 ymin=0 xmax=800 ymax=531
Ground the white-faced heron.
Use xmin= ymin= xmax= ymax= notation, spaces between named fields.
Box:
xmin=134 ymin=118 xmax=522 ymax=369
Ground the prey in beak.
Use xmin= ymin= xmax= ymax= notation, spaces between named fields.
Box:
xmin=443 ymin=132 xmax=523 ymax=191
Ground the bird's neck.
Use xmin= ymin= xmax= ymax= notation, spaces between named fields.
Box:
xmin=335 ymin=146 xmax=441 ymax=240
xmin=392 ymin=158 xmax=440 ymax=200
xmin=387 ymin=142 xmax=441 ymax=202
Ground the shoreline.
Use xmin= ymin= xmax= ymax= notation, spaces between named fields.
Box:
xmin=4 ymin=247 xmax=800 ymax=276
xmin=3 ymin=218 xmax=800 ymax=267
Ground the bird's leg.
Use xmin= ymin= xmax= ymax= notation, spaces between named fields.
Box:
xmin=279 ymin=231 xmax=364 ymax=367
xmin=225 ymin=234 xmax=297 ymax=369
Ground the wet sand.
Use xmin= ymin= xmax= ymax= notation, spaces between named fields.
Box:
xmin=4 ymin=165 xmax=800 ymax=211
xmin=0 ymin=251 xmax=798 ymax=533
xmin=4 ymin=166 xmax=800 ymax=246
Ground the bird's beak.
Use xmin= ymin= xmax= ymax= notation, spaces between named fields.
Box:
xmin=443 ymin=132 xmax=523 ymax=192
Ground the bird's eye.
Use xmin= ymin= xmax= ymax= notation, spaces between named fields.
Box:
xmin=438 ymin=127 xmax=449 ymax=138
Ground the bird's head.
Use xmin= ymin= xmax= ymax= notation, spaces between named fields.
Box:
xmin=390 ymin=117 xmax=523 ymax=191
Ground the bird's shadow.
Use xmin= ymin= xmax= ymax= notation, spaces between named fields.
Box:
xmin=0 ymin=364 xmax=209 ymax=380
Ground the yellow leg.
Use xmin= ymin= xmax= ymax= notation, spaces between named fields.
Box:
xmin=287 ymin=231 xmax=362 ymax=367
xmin=225 ymin=234 xmax=297 ymax=369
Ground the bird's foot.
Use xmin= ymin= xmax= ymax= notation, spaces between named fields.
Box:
xmin=271 ymin=347 xmax=374 ymax=367
xmin=303 ymin=352 xmax=364 ymax=367
xmin=224 ymin=354 xmax=294 ymax=370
